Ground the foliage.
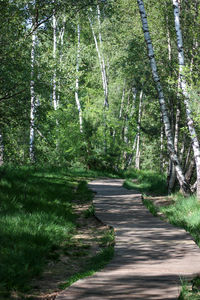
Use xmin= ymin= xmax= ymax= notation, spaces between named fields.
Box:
xmin=160 ymin=194 xmax=200 ymax=246
xmin=124 ymin=169 xmax=167 ymax=195
xmin=0 ymin=165 xmax=106 ymax=296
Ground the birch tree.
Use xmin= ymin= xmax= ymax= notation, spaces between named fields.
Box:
xmin=172 ymin=0 xmax=200 ymax=199
xmin=30 ymin=17 xmax=37 ymax=162
xmin=135 ymin=90 xmax=143 ymax=170
xmin=52 ymin=9 xmax=57 ymax=110
xmin=75 ymin=22 xmax=83 ymax=133
xmin=137 ymin=0 xmax=189 ymax=194
xmin=88 ymin=7 xmax=108 ymax=108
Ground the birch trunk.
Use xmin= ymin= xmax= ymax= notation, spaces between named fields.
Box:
xmin=88 ymin=9 xmax=108 ymax=108
xmin=30 ymin=23 xmax=37 ymax=162
xmin=160 ymin=123 xmax=164 ymax=173
xmin=97 ymin=4 xmax=108 ymax=108
xmin=137 ymin=0 xmax=189 ymax=194
xmin=173 ymin=0 xmax=200 ymax=199
xmin=135 ymin=90 xmax=143 ymax=170
xmin=75 ymin=22 xmax=83 ymax=133
xmin=53 ymin=9 xmax=57 ymax=110
xmin=168 ymin=101 xmax=181 ymax=193
xmin=57 ymin=15 xmax=66 ymax=105
xmin=119 ymin=80 xmax=126 ymax=119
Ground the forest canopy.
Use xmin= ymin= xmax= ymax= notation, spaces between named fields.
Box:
xmin=1 ymin=0 xmax=200 ymax=197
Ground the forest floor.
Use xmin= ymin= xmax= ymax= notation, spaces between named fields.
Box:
xmin=11 ymin=203 xmax=112 ymax=300
xmin=0 ymin=167 xmax=115 ymax=300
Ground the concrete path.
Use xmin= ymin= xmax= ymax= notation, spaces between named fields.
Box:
xmin=56 ymin=179 xmax=200 ymax=299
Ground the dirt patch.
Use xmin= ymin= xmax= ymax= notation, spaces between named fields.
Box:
xmin=11 ymin=202 xmax=111 ymax=300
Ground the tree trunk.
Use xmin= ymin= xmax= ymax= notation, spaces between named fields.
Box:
xmin=53 ymin=9 xmax=57 ymax=110
xmin=160 ymin=123 xmax=164 ymax=173
xmin=137 ymin=0 xmax=189 ymax=194
xmin=75 ymin=22 xmax=83 ymax=133
xmin=119 ymin=80 xmax=126 ymax=119
xmin=97 ymin=4 xmax=108 ymax=108
xmin=30 ymin=21 xmax=37 ymax=162
xmin=173 ymin=0 xmax=200 ymax=199
xmin=135 ymin=90 xmax=143 ymax=170
xmin=88 ymin=9 xmax=108 ymax=108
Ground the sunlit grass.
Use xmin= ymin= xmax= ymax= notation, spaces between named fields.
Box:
xmin=160 ymin=194 xmax=200 ymax=246
xmin=124 ymin=169 xmax=167 ymax=195
xmin=0 ymin=165 xmax=117 ymax=297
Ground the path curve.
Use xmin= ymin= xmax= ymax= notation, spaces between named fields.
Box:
xmin=56 ymin=179 xmax=200 ymax=299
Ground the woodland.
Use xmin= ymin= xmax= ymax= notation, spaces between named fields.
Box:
xmin=1 ymin=0 xmax=200 ymax=298
xmin=1 ymin=0 xmax=200 ymax=196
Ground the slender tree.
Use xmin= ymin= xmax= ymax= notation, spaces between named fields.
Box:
xmin=137 ymin=0 xmax=189 ymax=194
xmin=30 ymin=15 xmax=37 ymax=162
xmin=173 ymin=0 xmax=200 ymax=199
xmin=75 ymin=22 xmax=83 ymax=133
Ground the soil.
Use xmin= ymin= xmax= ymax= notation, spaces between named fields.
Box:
xmin=11 ymin=201 xmax=111 ymax=300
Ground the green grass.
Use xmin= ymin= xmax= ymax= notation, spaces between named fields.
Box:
xmin=123 ymin=169 xmax=167 ymax=195
xmin=142 ymin=198 xmax=158 ymax=216
xmin=59 ymin=246 xmax=114 ymax=289
xmin=0 ymin=166 xmax=95 ymax=295
xmin=160 ymin=194 xmax=200 ymax=246
xmin=100 ymin=228 xmax=115 ymax=247
xmin=0 ymin=165 xmax=117 ymax=297
xmin=142 ymin=191 xmax=200 ymax=300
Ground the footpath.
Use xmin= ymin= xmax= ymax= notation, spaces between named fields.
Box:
xmin=56 ymin=179 xmax=200 ymax=299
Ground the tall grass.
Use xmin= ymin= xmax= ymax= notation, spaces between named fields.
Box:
xmin=160 ymin=194 xmax=200 ymax=246
xmin=0 ymin=166 xmax=92 ymax=295
xmin=124 ymin=169 xmax=167 ymax=195
xmin=0 ymin=165 xmax=117 ymax=297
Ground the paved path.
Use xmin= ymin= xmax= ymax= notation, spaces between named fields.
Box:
xmin=56 ymin=179 xmax=200 ymax=299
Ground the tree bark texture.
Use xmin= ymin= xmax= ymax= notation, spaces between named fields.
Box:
xmin=30 ymin=23 xmax=37 ymax=162
xmin=173 ymin=0 xmax=200 ymax=199
xmin=137 ymin=0 xmax=189 ymax=194
xmin=75 ymin=22 xmax=83 ymax=133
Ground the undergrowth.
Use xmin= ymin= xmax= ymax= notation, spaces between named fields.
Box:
xmin=124 ymin=169 xmax=167 ymax=195
xmin=0 ymin=165 xmax=116 ymax=297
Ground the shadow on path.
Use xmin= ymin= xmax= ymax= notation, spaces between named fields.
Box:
xmin=56 ymin=179 xmax=200 ymax=299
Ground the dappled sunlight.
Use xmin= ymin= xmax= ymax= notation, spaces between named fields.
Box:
xmin=56 ymin=179 xmax=200 ymax=299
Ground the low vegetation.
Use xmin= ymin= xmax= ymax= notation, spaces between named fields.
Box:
xmin=0 ymin=166 xmax=115 ymax=299
xmin=123 ymin=169 xmax=167 ymax=195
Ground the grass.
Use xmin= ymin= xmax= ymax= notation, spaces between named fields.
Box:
xmin=59 ymin=246 xmax=114 ymax=289
xmin=160 ymin=194 xmax=200 ymax=246
xmin=123 ymin=169 xmax=167 ymax=195
xmin=0 ymin=165 xmax=116 ymax=298
xmin=142 ymin=198 xmax=158 ymax=216
xmin=140 ymin=190 xmax=200 ymax=300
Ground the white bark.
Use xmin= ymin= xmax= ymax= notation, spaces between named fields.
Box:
xmin=75 ymin=22 xmax=83 ymax=133
xmin=57 ymin=15 xmax=66 ymax=105
xmin=173 ymin=0 xmax=200 ymax=198
xmin=160 ymin=123 xmax=164 ymax=173
xmin=137 ymin=0 xmax=189 ymax=194
xmin=135 ymin=90 xmax=143 ymax=170
xmin=119 ymin=80 xmax=126 ymax=119
xmin=168 ymin=101 xmax=181 ymax=193
xmin=53 ymin=9 xmax=57 ymax=110
xmin=30 ymin=24 xmax=37 ymax=162
xmin=97 ymin=4 xmax=108 ymax=108
xmin=88 ymin=8 xmax=108 ymax=108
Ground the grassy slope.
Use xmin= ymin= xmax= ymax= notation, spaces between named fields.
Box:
xmin=0 ymin=166 xmax=116 ymax=298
